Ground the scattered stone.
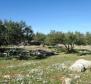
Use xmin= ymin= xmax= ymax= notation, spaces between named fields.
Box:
xmin=31 ymin=49 xmax=55 ymax=58
xmin=69 ymin=59 xmax=91 ymax=72
xmin=3 ymin=75 xmax=10 ymax=79
xmin=61 ymin=77 xmax=72 ymax=84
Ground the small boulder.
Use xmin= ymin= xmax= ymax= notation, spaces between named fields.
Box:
xmin=69 ymin=59 xmax=91 ymax=72
xmin=61 ymin=77 xmax=72 ymax=84
xmin=69 ymin=63 xmax=85 ymax=72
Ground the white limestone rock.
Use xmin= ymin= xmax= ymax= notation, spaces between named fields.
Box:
xmin=69 ymin=59 xmax=91 ymax=72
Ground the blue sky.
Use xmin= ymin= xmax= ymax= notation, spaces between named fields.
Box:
xmin=0 ymin=0 xmax=91 ymax=34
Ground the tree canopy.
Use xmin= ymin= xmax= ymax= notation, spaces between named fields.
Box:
xmin=0 ymin=20 xmax=91 ymax=53
xmin=0 ymin=20 xmax=33 ymax=45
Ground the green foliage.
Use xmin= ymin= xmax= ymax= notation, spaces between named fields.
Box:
xmin=0 ymin=20 xmax=33 ymax=45
xmin=75 ymin=32 xmax=86 ymax=45
xmin=23 ymin=26 xmax=33 ymax=42
xmin=62 ymin=32 xmax=76 ymax=52
xmin=1 ymin=19 xmax=91 ymax=53
xmin=0 ymin=24 xmax=8 ymax=46
xmin=85 ymin=32 xmax=91 ymax=45
xmin=33 ymin=32 xmax=46 ymax=43
xmin=45 ymin=31 xmax=91 ymax=53
xmin=45 ymin=30 xmax=63 ymax=45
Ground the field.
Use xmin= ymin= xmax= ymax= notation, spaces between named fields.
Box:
xmin=0 ymin=46 xmax=91 ymax=84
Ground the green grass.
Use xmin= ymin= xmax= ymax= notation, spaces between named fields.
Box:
xmin=0 ymin=52 xmax=91 ymax=84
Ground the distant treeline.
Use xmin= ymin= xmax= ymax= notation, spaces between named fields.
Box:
xmin=0 ymin=20 xmax=91 ymax=52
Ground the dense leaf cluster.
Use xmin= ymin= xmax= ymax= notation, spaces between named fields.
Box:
xmin=0 ymin=20 xmax=33 ymax=46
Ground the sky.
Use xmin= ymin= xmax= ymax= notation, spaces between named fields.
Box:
xmin=0 ymin=0 xmax=91 ymax=34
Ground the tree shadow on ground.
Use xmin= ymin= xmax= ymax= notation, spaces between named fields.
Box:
xmin=29 ymin=49 xmax=56 ymax=60
xmin=76 ymin=49 xmax=91 ymax=56
xmin=0 ymin=48 xmax=56 ymax=60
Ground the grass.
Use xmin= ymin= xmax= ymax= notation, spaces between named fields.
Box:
xmin=0 ymin=46 xmax=91 ymax=83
